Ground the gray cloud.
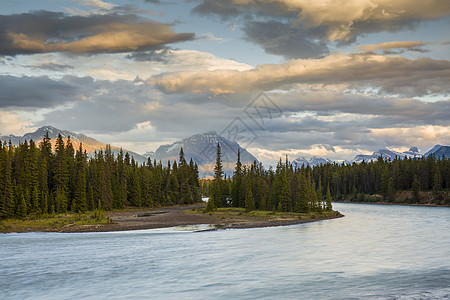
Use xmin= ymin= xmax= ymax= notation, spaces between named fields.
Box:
xmin=0 ymin=75 xmax=79 ymax=108
xmin=149 ymin=54 xmax=450 ymax=97
xmin=192 ymin=0 xmax=450 ymax=58
xmin=29 ymin=62 xmax=74 ymax=72
xmin=242 ymin=20 xmax=329 ymax=59
xmin=126 ymin=48 xmax=173 ymax=62
xmin=3 ymin=75 xmax=446 ymax=159
xmin=0 ymin=10 xmax=195 ymax=56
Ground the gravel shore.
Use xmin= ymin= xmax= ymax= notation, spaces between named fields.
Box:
xmin=56 ymin=204 xmax=343 ymax=233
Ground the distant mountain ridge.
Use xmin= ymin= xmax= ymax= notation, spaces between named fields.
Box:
xmin=293 ymin=156 xmax=333 ymax=167
xmin=424 ymin=145 xmax=450 ymax=158
xmin=352 ymin=147 xmax=422 ymax=163
xmin=0 ymin=126 xmax=147 ymax=164
xmin=149 ymin=131 xmax=258 ymax=177
xmin=292 ymin=145 xmax=448 ymax=167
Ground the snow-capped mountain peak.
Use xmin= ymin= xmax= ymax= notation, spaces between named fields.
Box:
xmin=148 ymin=131 xmax=258 ymax=176
xmin=293 ymin=156 xmax=332 ymax=167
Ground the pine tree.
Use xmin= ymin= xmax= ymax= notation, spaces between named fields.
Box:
xmin=245 ymin=179 xmax=255 ymax=212
xmin=412 ymin=175 xmax=420 ymax=203
xmin=295 ymin=172 xmax=309 ymax=213
xmin=231 ymin=149 xmax=243 ymax=207
xmin=278 ymin=170 xmax=291 ymax=212
xmin=380 ymin=166 xmax=391 ymax=200
xmin=211 ymin=143 xmax=224 ymax=208
xmin=387 ymin=177 xmax=395 ymax=202
xmin=0 ymin=144 xmax=14 ymax=218
xmin=317 ymin=179 xmax=323 ymax=212
xmin=73 ymin=144 xmax=87 ymax=212
xmin=17 ymin=192 xmax=27 ymax=219
xmin=325 ymin=184 xmax=332 ymax=211
xmin=53 ymin=134 xmax=68 ymax=212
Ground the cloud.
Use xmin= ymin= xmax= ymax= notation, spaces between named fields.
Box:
xmin=2 ymin=74 xmax=448 ymax=161
xmin=75 ymin=0 xmax=116 ymax=10
xmin=29 ymin=62 xmax=74 ymax=72
xmin=0 ymin=10 xmax=195 ymax=55
xmin=149 ymin=53 xmax=450 ymax=96
xmin=359 ymin=41 xmax=430 ymax=53
xmin=192 ymin=0 xmax=450 ymax=57
xmin=371 ymin=125 xmax=450 ymax=145
xmin=0 ymin=110 xmax=36 ymax=136
xmin=0 ymin=75 xmax=79 ymax=108
xmin=242 ymin=20 xmax=328 ymax=59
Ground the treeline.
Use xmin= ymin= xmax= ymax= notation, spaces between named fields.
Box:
xmin=309 ymin=155 xmax=450 ymax=205
xmin=204 ymin=144 xmax=450 ymax=211
xmin=205 ymin=144 xmax=333 ymax=213
xmin=0 ymin=134 xmax=202 ymax=219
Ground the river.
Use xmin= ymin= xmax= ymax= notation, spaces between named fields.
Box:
xmin=1 ymin=203 xmax=450 ymax=299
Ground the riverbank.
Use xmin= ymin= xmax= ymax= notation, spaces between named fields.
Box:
xmin=0 ymin=204 xmax=343 ymax=233
xmin=335 ymin=200 xmax=450 ymax=207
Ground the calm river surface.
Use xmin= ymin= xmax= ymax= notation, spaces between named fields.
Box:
xmin=1 ymin=203 xmax=450 ymax=299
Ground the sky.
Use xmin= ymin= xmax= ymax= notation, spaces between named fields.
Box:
xmin=0 ymin=0 xmax=449 ymax=166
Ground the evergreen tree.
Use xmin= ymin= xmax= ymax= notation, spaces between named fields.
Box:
xmin=278 ymin=170 xmax=291 ymax=212
xmin=231 ymin=149 xmax=244 ymax=208
xmin=73 ymin=144 xmax=87 ymax=212
xmin=211 ymin=143 xmax=224 ymax=208
xmin=53 ymin=134 xmax=68 ymax=212
xmin=325 ymin=184 xmax=332 ymax=211
xmin=17 ymin=192 xmax=27 ymax=219
xmin=295 ymin=172 xmax=309 ymax=213
xmin=316 ymin=179 xmax=323 ymax=212
xmin=387 ymin=177 xmax=395 ymax=202
xmin=412 ymin=175 xmax=420 ymax=203
xmin=245 ymin=179 xmax=255 ymax=212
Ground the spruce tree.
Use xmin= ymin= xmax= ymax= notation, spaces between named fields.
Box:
xmin=387 ymin=177 xmax=395 ymax=202
xmin=317 ymin=179 xmax=323 ymax=212
xmin=325 ymin=184 xmax=332 ymax=211
xmin=295 ymin=172 xmax=309 ymax=213
xmin=278 ymin=170 xmax=291 ymax=212
xmin=231 ymin=149 xmax=243 ymax=207
xmin=17 ymin=192 xmax=27 ymax=219
xmin=211 ymin=143 xmax=224 ymax=208
xmin=245 ymin=179 xmax=255 ymax=212
xmin=74 ymin=144 xmax=87 ymax=212
xmin=412 ymin=175 xmax=420 ymax=203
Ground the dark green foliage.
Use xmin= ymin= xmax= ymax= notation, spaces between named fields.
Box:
xmin=412 ymin=175 xmax=420 ymax=203
xmin=0 ymin=136 xmax=203 ymax=220
xmin=325 ymin=184 xmax=332 ymax=211
xmin=310 ymin=155 xmax=449 ymax=205
xmin=211 ymin=143 xmax=225 ymax=208
xmin=244 ymin=179 xmax=255 ymax=212
xmin=231 ymin=149 xmax=244 ymax=208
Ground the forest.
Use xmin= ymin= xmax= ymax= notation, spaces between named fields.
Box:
xmin=0 ymin=133 xmax=202 ymax=219
xmin=2 ymin=133 xmax=449 ymax=220
xmin=205 ymin=144 xmax=333 ymax=213
xmin=203 ymin=145 xmax=450 ymax=211
xmin=312 ymin=154 xmax=450 ymax=205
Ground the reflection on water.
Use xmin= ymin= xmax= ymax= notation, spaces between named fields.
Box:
xmin=1 ymin=203 xmax=449 ymax=299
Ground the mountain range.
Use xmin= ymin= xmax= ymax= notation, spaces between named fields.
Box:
xmin=0 ymin=126 xmax=147 ymax=164
xmin=352 ymin=147 xmax=422 ymax=163
xmin=293 ymin=156 xmax=333 ymax=167
xmin=424 ymin=145 xmax=450 ymax=158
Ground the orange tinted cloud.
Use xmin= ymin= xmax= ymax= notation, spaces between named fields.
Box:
xmin=0 ymin=11 xmax=194 ymax=55
xmin=149 ymin=53 xmax=450 ymax=96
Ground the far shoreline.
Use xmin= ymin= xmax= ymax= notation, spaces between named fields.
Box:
xmin=335 ymin=201 xmax=450 ymax=208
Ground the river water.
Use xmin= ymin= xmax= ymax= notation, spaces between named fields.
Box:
xmin=1 ymin=203 xmax=450 ymax=299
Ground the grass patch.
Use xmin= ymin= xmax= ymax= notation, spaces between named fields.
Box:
xmin=0 ymin=210 xmax=113 ymax=233
xmin=183 ymin=206 xmax=341 ymax=221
